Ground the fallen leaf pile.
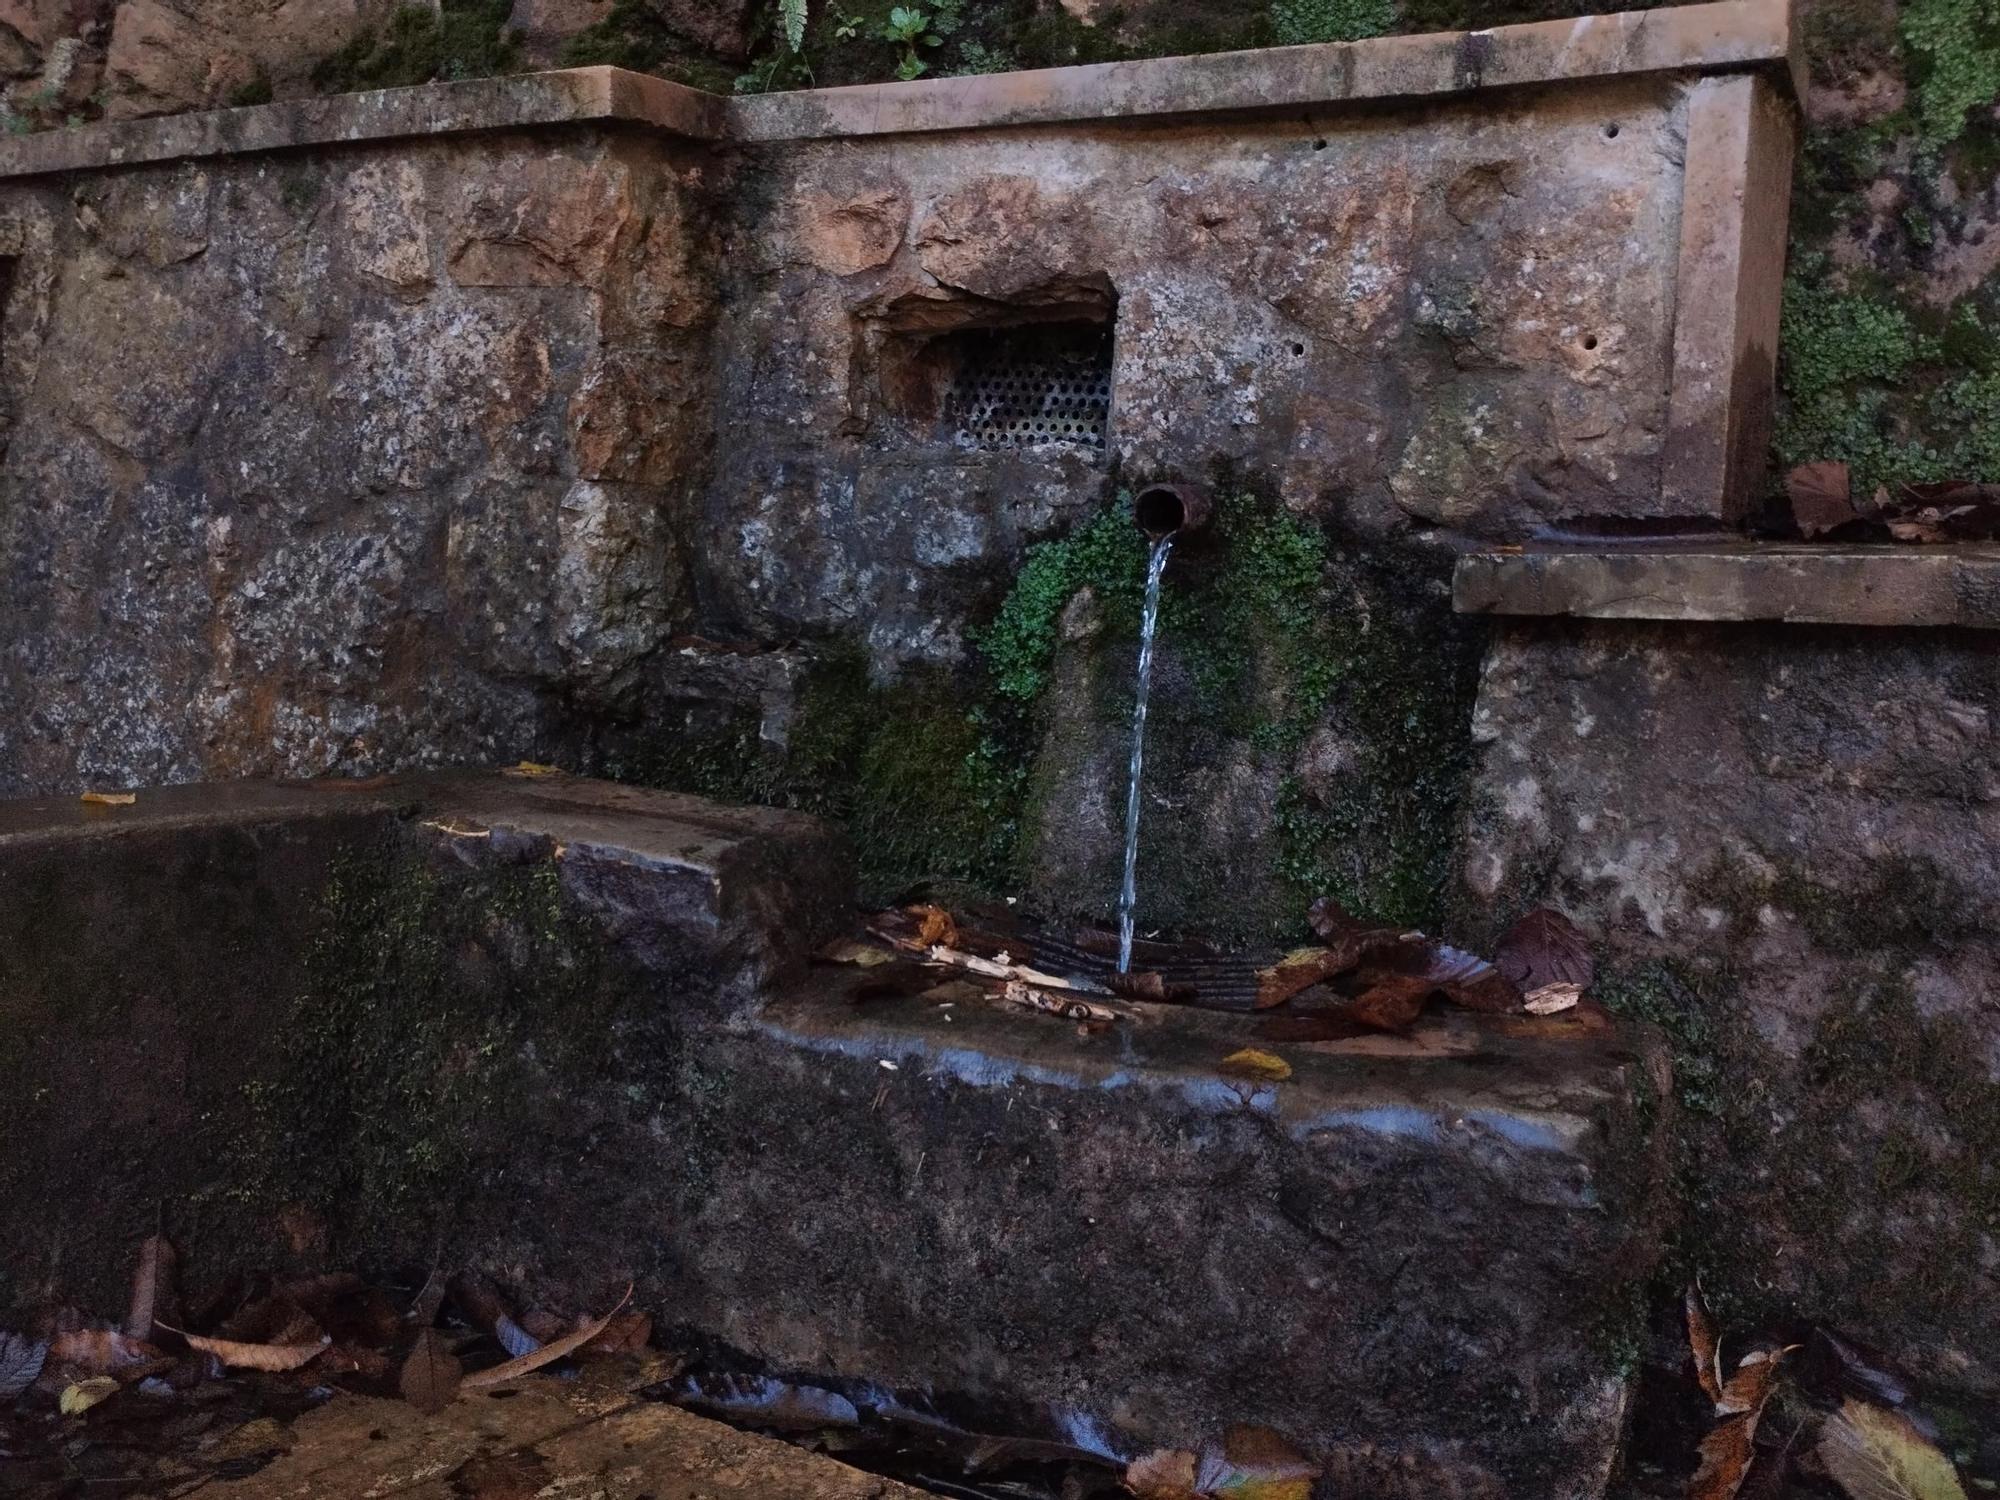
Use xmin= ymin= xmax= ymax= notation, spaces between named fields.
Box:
xmin=1784 ymin=463 xmax=2000 ymax=544
xmin=820 ymin=898 xmax=1611 ymax=1088
xmin=1680 ymin=1284 xmax=1976 ymax=1500
xmin=0 ymin=1235 xmax=653 ymax=1495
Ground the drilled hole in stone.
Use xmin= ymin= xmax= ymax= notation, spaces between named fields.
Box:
xmin=1603 ymin=122 xmax=1620 ymax=139
xmin=1582 ymin=334 xmax=1599 ymax=351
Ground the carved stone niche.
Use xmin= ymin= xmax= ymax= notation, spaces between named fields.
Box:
xmin=849 ymin=271 xmax=1119 ymax=454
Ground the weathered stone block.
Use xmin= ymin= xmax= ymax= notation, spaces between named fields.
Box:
xmin=0 ymin=772 xmax=1668 ymax=1500
xmin=1454 ymin=619 xmax=2000 ymax=1397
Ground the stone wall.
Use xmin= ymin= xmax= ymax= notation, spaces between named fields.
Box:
xmin=1454 ymin=618 xmax=2000 ymax=1400
xmin=705 ymin=78 xmax=1687 ymax=669
xmin=0 ymin=124 xmax=716 ymax=796
xmin=0 ymin=25 xmax=1791 ymax=935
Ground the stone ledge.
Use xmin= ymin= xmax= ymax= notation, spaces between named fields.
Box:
xmin=0 ymin=66 xmax=728 ymax=179
xmin=732 ymin=0 xmax=1801 ymax=142
xmin=0 ymin=0 xmax=1799 ymax=178
xmin=1453 ymin=542 xmax=2000 ymax=629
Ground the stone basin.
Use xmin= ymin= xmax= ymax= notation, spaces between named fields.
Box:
xmin=0 ymin=773 xmax=1669 ymax=1498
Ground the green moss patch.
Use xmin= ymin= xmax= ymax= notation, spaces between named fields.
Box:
xmin=214 ymin=838 xmax=640 ymax=1249
xmin=311 ymin=1 xmax=521 ymax=92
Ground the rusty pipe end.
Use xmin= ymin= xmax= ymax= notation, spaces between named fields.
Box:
xmin=1133 ymin=482 xmax=1213 ymax=540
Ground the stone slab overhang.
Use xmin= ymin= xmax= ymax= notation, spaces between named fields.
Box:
xmin=1453 ymin=542 xmax=2000 ymax=629
xmin=0 ymin=0 xmax=1800 ymax=178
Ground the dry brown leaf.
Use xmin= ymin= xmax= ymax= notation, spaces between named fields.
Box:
xmin=59 ymin=1376 xmax=118 ymax=1416
xmin=1715 ymin=1347 xmax=1788 ymax=1417
xmin=1690 ymin=1413 xmax=1760 ymax=1500
xmin=124 ymin=1234 xmax=176 ymax=1343
xmin=1253 ymin=947 xmax=1359 ymax=1009
xmin=79 ymin=790 xmax=136 ymax=807
xmin=502 ymin=761 xmax=561 ymax=778
xmin=167 ymin=1323 xmax=330 ymax=1373
xmin=1219 ymin=1048 xmax=1292 ymax=1082
xmin=1494 ymin=908 xmax=1594 ymax=991
xmin=399 ymin=1327 xmax=462 ymax=1413
xmin=460 ymin=1286 xmax=632 ymax=1390
xmin=1339 ymin=974 xmax=1433 ymax=1032
xmin=1524 ymin=981 xmax=1583 ymax=1015
xmin=913 ymin=904 xmax=960 ymax=949
xmin=1690 ymin=1346 xmax=1793 ymax=1500
xmin=1686 ymin=1283 xmax=1723 ymax=1405
xmin=1787 ymin=460 xmax=1856 ymax=538
xmin=1818 ymin=1397 xmax=1969 ymax=1500
xmin=1126 ymin=1447 xmax=1201 ymax=1500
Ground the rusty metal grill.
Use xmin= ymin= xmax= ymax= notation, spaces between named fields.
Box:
xmin=944 ymin=324 xmax=1113 ymax=450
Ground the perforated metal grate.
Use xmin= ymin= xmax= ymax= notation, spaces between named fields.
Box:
xmin=944 ymin=324 xmax=1113 ymax=450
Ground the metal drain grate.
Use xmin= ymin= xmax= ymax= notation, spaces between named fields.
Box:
xmin=944 ymin=324 xmax=1113 ymax=450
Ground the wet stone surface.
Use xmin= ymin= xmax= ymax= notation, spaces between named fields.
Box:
xmin=0 ymin=773 xmax=1670 ymax=1500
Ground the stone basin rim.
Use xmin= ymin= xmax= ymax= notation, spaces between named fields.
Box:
xmin=1454 ymin=541 xmax=2000 ymax=629
xmin=0 ymin=0 xmax=1801 ymax=179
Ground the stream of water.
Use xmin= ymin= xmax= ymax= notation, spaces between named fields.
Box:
xmin=1116 ymin=534 xmax=1173 ymax=974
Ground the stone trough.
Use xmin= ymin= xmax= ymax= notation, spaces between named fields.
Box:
xmin=0 ymin=773 xmax=1670 ymax=1498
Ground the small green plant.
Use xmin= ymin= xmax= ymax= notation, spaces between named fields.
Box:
xmin=950 ymin=39 xmax=1017 ymax=75
xmin=828 ymin=3 xmax=863 ymax=41
xmin=227 ymin=72 xmax=274 ymax=107
xmin=1900 ymin=0 xmax=2000 ymax=150
xmin=311 ymin=0 xmax=520 ymax=92
xmin=884 ymin=7 xmax=940 ymax=79
xmin=779 ymin=0 xmax=809 ymax=51
xmin=1270 ymin=0 xmax=1395 ymax=46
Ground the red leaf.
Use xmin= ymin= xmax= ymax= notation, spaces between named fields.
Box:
xmin=1786 ymin=461 xmax=1855 ymax=538
xmin=1494 ymin=908 xmax=1594 ymax=992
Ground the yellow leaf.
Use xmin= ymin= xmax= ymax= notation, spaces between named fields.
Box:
xmin=503 ymin=761 xmax=561 ymax=778
xmin=1819 ymin=1398 xmax=1969 ymax=1500
xmin=820 ymin=941 xmax=895 ymax=967
xmin=1220 ymin=1048 xmax=1292 ymax=1082
xmin=1126 ymin=1448 xmax=1200 ymax=1500
xmin=60 ymin=1376 xmax=118 ymax=1416
xmin=79 ymin=790 xmax=136 ymax=806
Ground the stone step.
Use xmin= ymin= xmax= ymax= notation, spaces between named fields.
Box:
xmin=0 ymin=772 xmax=1670 ymax=1500
xmin=174 ymin=1365 xmax=927 ymax=1500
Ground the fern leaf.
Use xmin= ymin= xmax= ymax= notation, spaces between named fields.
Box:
xmin=781 ymin=0 xmax=808 ymax=52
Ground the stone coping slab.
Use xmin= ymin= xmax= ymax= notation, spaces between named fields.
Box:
xmin=0 ymin=0 xmax=1798 ymax=178
xmin=1453 ymin=541 xmax=2000 ymax=628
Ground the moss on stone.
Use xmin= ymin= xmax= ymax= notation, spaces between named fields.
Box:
xmin=557 ymin=1 xmax=741 ymax=90
xmin=211 ymin=836 xmax=630 ymax=1250
xmin=611 ymin=649 xmax=1019 ymax=907
xmin=1598 ymin=843 xmax=2000 ymax=1347
xmin=311 ymin=0 xmax=522 ymax=93
xmin=1901 ymin=0 xmax=2000 ymax=151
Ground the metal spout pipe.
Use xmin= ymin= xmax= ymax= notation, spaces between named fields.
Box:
xmin=1133 ymin=482 xmax=1213 ymax=540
